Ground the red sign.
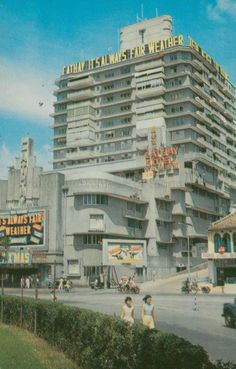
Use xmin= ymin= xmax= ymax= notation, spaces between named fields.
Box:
xmin=144 ymin=146 xmax=179 ymax=173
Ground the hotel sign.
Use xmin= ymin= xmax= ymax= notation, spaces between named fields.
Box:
xmin=63 ymin=35 xmax=184 ymax=74
xmin=143 ymin=147 xmax=179 ymax=178
xmin=0 ymin=210 xmax=46 ymax=247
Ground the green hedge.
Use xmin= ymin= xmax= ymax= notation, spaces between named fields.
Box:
xmin=0 ymin=295 xmax=235 ymax=369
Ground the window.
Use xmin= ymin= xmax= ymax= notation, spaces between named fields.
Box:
xmin=222 ymin=233 xmax=231 ymax=253
xmin=105 ymin=72 xmax=114 ymax=78
xmin=127 ymin=202 xmax=134 ymax=211
xmin=84 ymin=266 xmax=103 ymax=277
xmin=54 ymin=115 xmax=67 ymax=124
xmin=104 ymin=84 xmax=114 ymax=90
xmin=233 ymin=233 xmax=236 ymax=253
xmin=136 ymin=268 xmax=143 ymax=276
xmin=67 ymin=260 xmax=80 ymax=275
xmin=89 ymin=214 xmax=104 ymax=231
xmin=171 ymin=106 xmax=184 ymax=113
xmin=120 ymin=105 xmax=131 ymax=111
xmin=156 ymin=200 xmax=169 ymax=211
xmin=83 ymin=195 xmax=108 ymax=205
xmin=121 ymin=67 xmax=130 ymax=74
xmin=82 ymin=234 xmax=103 ymax=245
xmin=170 ymin=54 xmax=178 ymax=61
xmin=127 ymin=219 xmax=142 ymax=229
xmin=55 ymin=103 xmax=67 ymax=112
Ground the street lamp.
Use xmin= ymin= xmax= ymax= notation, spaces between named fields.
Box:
xmin=178 ymin=221 xmax=193 ymax=280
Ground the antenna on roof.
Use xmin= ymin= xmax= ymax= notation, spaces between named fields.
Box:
xmin=141 ymin=4 xmax=144 ymax=20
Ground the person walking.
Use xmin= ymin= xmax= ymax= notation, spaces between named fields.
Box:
xmin=26 ymin=276 xmax=30 ymax=289
xmin=120 ymin=296 xmax=134 ymax=326
xmin=141 ymin=295 xmax=155 ymax=329
xmin=36 ymin=276 xmax=40 ymax=288
xmin=58 ymin=277 xmax=64 ymax=291
xmin=20 ymin=276 xmax=25 ymax=289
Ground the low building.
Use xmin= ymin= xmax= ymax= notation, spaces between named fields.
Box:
xmin=0 ymin=138 xmax=64 ymax=286
xmin=203 ymin=212 xmax=236 ymax=286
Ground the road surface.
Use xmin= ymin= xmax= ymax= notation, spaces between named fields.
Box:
xmin=4 ymin=288 xmax=236 ymax=363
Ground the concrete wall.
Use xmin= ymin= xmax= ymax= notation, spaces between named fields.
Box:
xmin=39 ymin=172 xmax=65 ymax=255
xmin=0 ymin=180 xmax=7 ymax=209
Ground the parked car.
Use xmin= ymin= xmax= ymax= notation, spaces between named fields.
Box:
xmin=222 ymin=298 xmax=236 ymax=328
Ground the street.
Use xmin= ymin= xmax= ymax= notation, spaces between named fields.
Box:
xmin=4 ymin=287 xmax=236 ymax=363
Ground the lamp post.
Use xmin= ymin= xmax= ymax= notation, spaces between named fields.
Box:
xmin=53 ymin=259 xmax=56 ymax=302
xmin=178 ymin=221 xmax=193 ymax=281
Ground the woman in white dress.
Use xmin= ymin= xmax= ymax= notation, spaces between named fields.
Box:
xmin=120 ymin=296 xmax=134 ymax=326
xmin=141 ymin=295 xmax=155 ymax=329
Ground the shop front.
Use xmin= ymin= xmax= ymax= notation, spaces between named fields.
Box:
xmin=203 ymin=212 xmax=236 ymax=287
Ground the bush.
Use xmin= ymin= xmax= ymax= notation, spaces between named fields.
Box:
xmin=0 ymin=295 xmax=234 ymax=369
xmin=214 ymin=361 xmax=236 ymax=369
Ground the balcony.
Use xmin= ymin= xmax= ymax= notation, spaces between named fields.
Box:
xmin=172 ymin=226 xmax=186 ymax=238
xmin=136 ymin=85 xmax=165 ymax=99
xmin=191 ymin=59 xmax=203 ymax=72
xmin=223 ymin=86 xmax=235 ymax=99
xmin=136 ymin=141 xmax=148 ymax=151
xmin=184 ymin=171 xmax=229 ymax=198
xmin=210 ymin=97 xmax=225 ymax=114
xmin=123 ymin=209 xmax=147 ymax=221
xmin=69 ymin=76 xmax=95 ymax=90
xmin=68 ymin=90 xmax=95 ymax=102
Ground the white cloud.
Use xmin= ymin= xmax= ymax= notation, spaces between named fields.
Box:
xmin=207 ymin=0 xmax=236 ymax=21
xmin=0 ymin=142 xmax=52 ymax=179
xmin=0 ymin=57 xmax=55 ymax=125
xmin=0 ymin=143 xmax=15 ymax=178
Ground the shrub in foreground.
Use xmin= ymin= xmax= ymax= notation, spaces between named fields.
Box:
xmin=0 ymin=295 xmax=234 ymax=369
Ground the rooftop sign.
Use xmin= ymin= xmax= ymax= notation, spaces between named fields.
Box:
xmin=188 ymin=37 xmax=229 ymax=80
xmin=62 ymin=35 xmax=229 ymax=81
xmin=63 ymin=35 xmax=184 ymax=74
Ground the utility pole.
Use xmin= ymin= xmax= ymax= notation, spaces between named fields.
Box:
xmin=53 ymin=259 xmax=56 ymax=302
xmin=34 ymin=282 xmax=38 ymax=334
xmin=1 ymin=272 xmax=4 ymax=322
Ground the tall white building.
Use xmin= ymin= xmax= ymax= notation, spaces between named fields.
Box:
xmin=49 ymin=15 xmax=236 ymax=280
xmin=5 ymin=15 xmax=234 ymax=282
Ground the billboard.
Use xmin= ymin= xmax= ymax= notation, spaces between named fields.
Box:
xmin=0 ymin=250 xmax=31 ymax=265
xmin=0 ymin=210 xmax=46 ymax=247
xmin=103 ymin=239 xmax=147 ymax=266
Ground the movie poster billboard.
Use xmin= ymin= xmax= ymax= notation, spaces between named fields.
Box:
xmin=103 ymin=239 xmax=147 ymax=266
xmin=0 ymin=210 xmax=46 ymax=248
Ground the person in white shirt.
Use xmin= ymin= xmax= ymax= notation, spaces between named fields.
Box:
xmin=120 ymin=296 xmax=134 ymax=326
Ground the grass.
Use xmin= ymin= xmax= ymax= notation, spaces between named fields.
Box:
xmin=0 ymin=323 xmax=79 ymax=369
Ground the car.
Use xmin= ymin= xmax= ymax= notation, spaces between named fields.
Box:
xmin=222 ymin=298 xmax=236 ymax=328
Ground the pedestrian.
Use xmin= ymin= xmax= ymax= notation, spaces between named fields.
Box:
xmin=100 ymin=272 xmax=104 ymax=288
xmin=65 ymin=279 xmax=71 ymax=292
xmin=36 ymin=276 xmax=40 ymax=288
xmin=220 ymin=278 xmax=225 ymax=294
xmin=58 ymin=277 xmax=64 ymax=291
xmin=120 ymin=296 xmax=134 ymax=326
xmin=141 ymin=295 xmax=155 ymax=329
xmin=50 ymin=289 xmax=57 ymax=302
xmin=20 ymin=276 xmax=25 ymax=289
xmin=29 ymin=275 xmax=33 ymax=288
xmin=26 ymin=276 xmax=30 ymax=289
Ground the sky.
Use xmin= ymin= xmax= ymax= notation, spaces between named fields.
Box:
xmin=0 ymin=0 xmax=235 ymax=177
